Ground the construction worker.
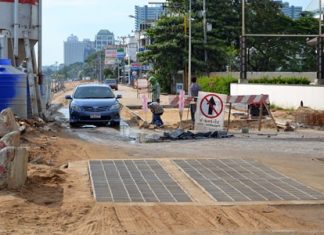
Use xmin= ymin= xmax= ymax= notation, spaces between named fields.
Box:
xmin=148 ymin=101 xmax=164 ymax=127
xmin=190 ymin=76 xmax=200 ymax=127
xmin=148 ymin=75 xmax=161 ymax=103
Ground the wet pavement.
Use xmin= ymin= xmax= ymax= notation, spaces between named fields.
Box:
xmin=57 ymin=107 xmax=159 ymax=144
xmin=55 ymin=107 xmax=324 ymax=157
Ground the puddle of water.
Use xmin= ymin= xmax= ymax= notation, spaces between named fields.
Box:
xmin=58 ymin=107 xmax=70 ymax=119
xmin=119 ymin=121 xmax=160 ymax=143
xmin=57 ymin=107 xmax=159 ymax=143
xmin=119 ymin=122 xmax=146 ymax=143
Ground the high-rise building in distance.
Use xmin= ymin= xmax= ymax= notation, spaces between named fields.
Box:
xmin=274 ymin=0 xmax=303 ymax=19
xmin=64 ymin=34 xmax=86 ymax=66
xmin=134 ymin=5 xmax=164 ymax=31
xmin=83 ymin=39 xmax=95 ymax=61
xmin=95 ymin=30 xmax=115 ymax=51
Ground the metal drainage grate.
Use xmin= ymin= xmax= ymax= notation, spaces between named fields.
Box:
xmin=89 ymin=160 xmax=191 ymax=202
xmin=174 ymin=159 xmax=324 ymax=202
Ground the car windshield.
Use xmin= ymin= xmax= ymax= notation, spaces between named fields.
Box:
xmin=73 ymin=86 xmax=115 ymax=99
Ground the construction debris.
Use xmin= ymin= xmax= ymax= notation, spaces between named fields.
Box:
xmin=0 ymin=108 xmax=28 ymax=189
xmin=161 ymin=129 xmax=233 ymax=141
xmin=276 ymin=121 xmax=295 ymax=132
xmin=0 ymin=108 xmax=19 ymax=137
xmin=0 ymin=141 xmax=6 ymax=150
xmin=295 ymin=107 xmax=324 ymax=127
xmin=1 ymin=131 xmax=20 ymax=147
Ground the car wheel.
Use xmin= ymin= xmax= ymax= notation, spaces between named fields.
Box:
xmin=110 ymin=121 xmax=120 ymax=127
xmin=70 ymin=122 xmax=79 ymax=128
xmin=97 ymin=122 xmax=108 ymax=127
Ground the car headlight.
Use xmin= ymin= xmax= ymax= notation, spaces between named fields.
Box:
xmin=110 ymin=103 xmax=120 ymax=111
xmin=70 ymin=105 xmax=82 ymax=112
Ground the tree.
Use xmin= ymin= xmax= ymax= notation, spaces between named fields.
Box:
xmin=103 ymin=68 xmax=114 ymax=79
xmin=199 ymin=0 xmax=241 ymax=71
xmin=142 ymin=0 xmax=242 ymax=77
xmin=205 ymin=0 xmax=317 ymax=72
xmin=170 ymin=0 xmax=317 ymax=72
xmin=138 ymin=16 xmax=187 ymax=92
xmin=245 ymin=0 xmax=318 ymax=71
xmin=83 ymin=50 xmax=105 ymax=79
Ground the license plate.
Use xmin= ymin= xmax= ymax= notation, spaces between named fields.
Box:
xmin=90 ymin=114 xmax=101 ymax=119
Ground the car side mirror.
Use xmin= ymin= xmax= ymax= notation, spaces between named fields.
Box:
xmin=65 ymin=95 xmax=73 ymax=100
xmin=116 ymin=94 xmax=122 ymax=99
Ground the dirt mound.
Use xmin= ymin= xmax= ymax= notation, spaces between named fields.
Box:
xmin=11 ymin=165 xmax=67 ymax=207
xmin=27 ymin=165 xmax=66 ymax=185
xmin=21 ymin=124 xmax=110 ymax=166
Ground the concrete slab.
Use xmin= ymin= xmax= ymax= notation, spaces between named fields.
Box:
xmin=174 ymin=159 xmax=324 ymax=203
xmin=89 ymin=159 xmax=191 ymax=203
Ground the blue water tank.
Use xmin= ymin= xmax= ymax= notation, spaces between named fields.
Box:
xmin=0 ymin=59 xmax=28 ymax=118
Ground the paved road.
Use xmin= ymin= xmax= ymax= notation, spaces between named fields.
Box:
xmin=116 ymin=84 xmax=171 ymax=106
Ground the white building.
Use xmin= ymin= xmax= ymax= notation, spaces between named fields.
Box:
xmin=95 ymin=30 xmax=115 ymax=51
xmin=126 ymin=35 xmax=138 ymax=62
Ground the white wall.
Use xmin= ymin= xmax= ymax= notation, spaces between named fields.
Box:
xmin=230 ymin=84 xmax=324 ymax=110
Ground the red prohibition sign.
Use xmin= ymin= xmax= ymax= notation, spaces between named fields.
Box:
xmin=199 ymin=94 xmax=224 ymax=118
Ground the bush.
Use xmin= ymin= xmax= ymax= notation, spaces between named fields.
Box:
xmin=248 ymin=76 xmax=311 ymax=85
xmin=197 ymin=75 xmax=238 ymax=95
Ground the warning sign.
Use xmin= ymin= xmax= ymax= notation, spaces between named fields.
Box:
xmin=195 ymin=92 xmax=227 ymax=131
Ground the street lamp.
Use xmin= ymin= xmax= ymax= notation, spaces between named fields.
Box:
xmin=123 ymin=36 xmax=132 ymax=85
xmin=188 ymin=0 xmax=192 ymax=94
xmin=118 ymin=36 xmax=127 ymax=84
xmin=128 ymin=15 xmax=140 ymax=55
xmin=203 ymin=0 xmax=207 ymax=65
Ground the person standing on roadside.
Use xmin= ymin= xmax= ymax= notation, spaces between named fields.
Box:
xmin=148 ymin=75 xmax=161 ymax=103
xmin=190 ymin=76 xmax=200 ymax=126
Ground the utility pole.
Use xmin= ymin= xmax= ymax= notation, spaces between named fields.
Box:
xmin=119 ymin=36 xmax=127 ymax=82
xmin=240 ymin=0 xmax=247 ymax=82
xmin=127 ymin=36 xmax=131 ymax=85
xmin=203 ymin=0 xmax=208 ymax=68
xmin=97 ymin=52 xmax=102 ymax=81
xmin=320 ymin=0 xmax=322 ymax=36
xmin=317 ymin=0 xmax=324 ymax=85
xmin=188 ymin=0 xmax=192 ymax=94
xmin=99 ymin=52 xmax=102 ymax=82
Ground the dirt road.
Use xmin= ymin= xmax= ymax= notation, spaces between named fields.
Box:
xmin=1 ymin=82 xmax=324 ymax=234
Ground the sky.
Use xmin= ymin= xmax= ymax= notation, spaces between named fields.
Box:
xmin=43 ymin=0 xmax=314 ymax=66
xmin=43 ymin=0 xmax=152 ymax=65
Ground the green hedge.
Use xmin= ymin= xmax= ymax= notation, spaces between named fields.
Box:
xmin=197 ymin=75 xmax=310 ymax=95
xmin=197 ymin=76 xmax=238 ymax=95
xmin=248 ymin=76 xmax=311 ymax=85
